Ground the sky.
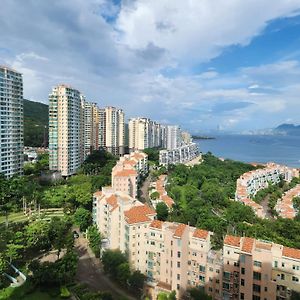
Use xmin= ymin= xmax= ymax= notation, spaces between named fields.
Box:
xmin=1 ymin=0 xmax=300 ymax=133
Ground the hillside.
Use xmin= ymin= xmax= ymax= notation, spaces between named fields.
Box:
xmin=274 ymin=123 xmax=300 ymax=136
xmin=23 ymin=99 xmax=48 ymax=147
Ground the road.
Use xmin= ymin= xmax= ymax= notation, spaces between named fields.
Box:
xmin=74 ymin=236 xmax=137 ymax=300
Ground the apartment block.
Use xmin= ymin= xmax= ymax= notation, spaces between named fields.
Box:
xmin=159 ymin=142 xmax=199 ymax=166
xmin=94 ymin=186 xmax=300 ymax=299
xmin=103 ymin=106 xmax=125 ymax=156
xmin=0 ymin=66 xmax=23 ymax=177
xmin=49 ymin=84 xmax=84 ymax=177
xmin=129 ymin=117 xmax=164 ymax=151
xmin=111 ymin=151 xmax=148 ymax=198
xmin=235 ymin=163 xmax=299 ymax=218
xmin=83 ymin=101 xmax=99 ymax=157
xmin=166 ymin=125 xmax=182 ymax=150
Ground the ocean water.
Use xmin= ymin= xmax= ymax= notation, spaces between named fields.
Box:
xmin=195 ymin=134 xmax=300 ymax=168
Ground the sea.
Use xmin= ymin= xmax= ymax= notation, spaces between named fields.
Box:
xmin=195 ymin=134 xmax=300 ymax=168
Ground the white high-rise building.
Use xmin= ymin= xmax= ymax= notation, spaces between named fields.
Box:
xmin=129 ymin=117 xmax=166 ymax=152
xmin=0 ymin=66 xmax=23 ymax=177
xmin=84 ymin=101 xmax=99 ymax=157
xmin=49 ymin=84 xmax=84 ymax=177
xmin=166 ymin=125 xmax=182 ymax=150
xmin=103 ymin=106 xmax=125 ymax=156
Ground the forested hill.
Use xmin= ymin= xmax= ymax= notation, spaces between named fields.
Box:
xmin=23 ymin=99 xmax=48 ymax=147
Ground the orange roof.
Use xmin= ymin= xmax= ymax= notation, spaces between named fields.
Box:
xmin=150 ymin=219 xmax=163 ymax=229
xmin=224 ymin=235 xmax=241 ymax=248
xmin=283 ymin=247 xmax=300 ymax=260
xmin=174 ymin=224 xmax=186 ymax=238
xmin=94 ymin=191 xmax=102 ymax=197
xmin=161 ymin=195 xmax=174 ymax=208
xmin=193 ymin=229 xmax=209 ymax=240
xmin=131 ymin=152 xmax=146 ymax=160
xmin=124 ymin=205 xmax=155 ymax=225
xmin=115 ymin=169 xmax=137 ymax=177
xmin=124 ymin=160 xmax=137 ymax=166
xmin=106 ymin=195 xmax=118 ymax=211
xmin=241 ymin=237 xmax=255 ymax=253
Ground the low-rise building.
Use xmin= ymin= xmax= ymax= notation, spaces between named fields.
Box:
xmin=159 ymin=142 xmax=199 ymax=166
xmin=150 ymin=175 xmax=174 ymax=209
xmin=235 ymin=163 xmax=299 ymax=218
xmin=275 ymin=184 xmax=300 ymax=219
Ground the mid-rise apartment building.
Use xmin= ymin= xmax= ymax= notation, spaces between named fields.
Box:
xmin=49 ymin=84 xmax=84 ymax=177
xmin=235 ymin=163 xmax=299 ymax=218
xmin=111 ymin=151 xmax=148 ymax=198
xmin=93 ymin=187 xmax=300 ymax=299
xmin=159 ymin=142 xmax=199 ymax=166
xmin=0 ymin=66 xmax=23 ymax=177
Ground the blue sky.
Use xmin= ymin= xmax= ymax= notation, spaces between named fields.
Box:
xmin=1 ymin=0 xmax=300 ymax=133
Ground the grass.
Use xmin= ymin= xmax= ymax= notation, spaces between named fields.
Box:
xmin=0 ymin=209 xmax=64 ymax=224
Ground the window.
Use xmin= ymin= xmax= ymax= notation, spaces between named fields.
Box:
xmin=177 ymin=251 xmax=181 ymax=258
xmin=240 ymin=293 xmax=244 ymax=300
xmin=177 ymin=261 xmax=180 ymax=268
xmin=264 ymin=287 xmax=268 ymax=292
xmin=252 ymin=296 xmax=260 ymax=300
xmin=293 ymin=265 xmax=300 ymax=270
xmin=223 ymin=272 xmax=231 ymax=280
xmin=241 ymin=279 xmax=245 ymax=286
xmin=253 ymin=272 xmax=262 ymax=281
xmin=177 ymin=274 xmax=180 ymax=280
xmin=292 ymin=276 xmax=299 ymax=282
xmin=240 ymin=255 xmax=245 ymax=263
xmin=209 ymin=267 xmax=213 ymax=272
xmin=177 ymin=284 xmax=180 ymax=290
xmin=223 ymin=282 xmax=230 ymax=290
xmin=254 ymin=261 xmax=262 ymax=268
xmin=274 ymin=261 xmax=278 ymax=268
xmin=253 ymin=284 xmax=261 ymax=293
xmin=241 ymin=267 xmax=245 ymax=275
xmin=199 ymin=265 xmax=206 ymax=272
xmin=282 ymin=262 xmax=285 ymax=267
xmin=281 ymin=274 xmax=285 ymax=280
xmin=199 ymin=275 xmax=205 ymax=282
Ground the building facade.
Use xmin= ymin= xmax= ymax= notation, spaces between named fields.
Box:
xmin=93 ymin=187 xmax=300 ymax=299
xmin=83 ymin=101 xmax=99 ymax=158
xmin=129 ymin=117 xmax=164 ymax=152
xmin=0 ymin=66 xmax=23 ymax=177
xmin=235 ymin=163 xmax=299 ymax=218
xmin=104 ymin=106 xmax=125 ymax=156
xmin=159 ymin=142 xmax=199 ymax=166
xmin=49 ymin=84 xmax=84 ymax=177
xmin=166 ymin=125 xmax=182 ymax=150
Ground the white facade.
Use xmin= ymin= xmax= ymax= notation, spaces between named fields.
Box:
xmin=49 ymin=84 xmax=84 ymax=177
xmin=0 ymin=66 xmax=23 ymax=177
xmin=159 ymin=143 xmax=199 ymax=166
xmin=166 ymin=125 xmax=182 ymax=150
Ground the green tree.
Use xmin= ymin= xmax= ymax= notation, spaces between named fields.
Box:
xmin=128 ymin=270 xmax=145 ymax=291
xmin=87 ymin=225 xmax=102 ymax=257
xmin=156 ymin=202 xmax=169 ymax=221
xmin=74 ymin=207 xmax=92 ymax=231
xmin=6 ymin=243 xmax=24 ymax=263
xmin=150 ymin=191 xmax=160 ymax=200
xmin=101 ymin=250 xmax=127 ymax=276
xmin=117 ymin=262 xmax=130 ymax=286
xmin=25 ymin=220 xmax=50 ymax=251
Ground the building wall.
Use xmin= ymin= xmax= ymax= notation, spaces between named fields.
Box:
xmin=49 ymin=84 xmax=84 ymax=177
xmin=0 ymin=66 xmax=23 ymax=177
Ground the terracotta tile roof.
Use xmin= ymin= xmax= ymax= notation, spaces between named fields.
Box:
xmin=161 ymin=195 xmax=174 ymax=208
xmin=224 ymin=235 xmax=241 ymax=248
xmin=283 ymin=246 xmax=300 ymax=260
xmin=150 ymin=219 xmax=163 ymax=229
xmin=255 ymin=241 xmax=272 ymax=251
xmin=131 ymin=152 xmax=146 ymax=160
xmin=93 ymin=191 xmax=102 ymax=197
xmin=124 ymin=205 xmax=155 ymax=225
xmin=115 ymin=169 xmax=137 ymax=177
xmin=241 ymin=237 xmax=255 ymax=253
xmin=174 ymin=224 xmax=186 ymax=238
xmin=124 ymin=160 xmax=137 ymax=166
xmin=106 ymin=195 xmax=118 ymax=211
xmin=193 ymin=229 xmax=209 ymax=240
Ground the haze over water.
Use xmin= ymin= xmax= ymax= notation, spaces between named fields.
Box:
xmin=197 ymin=134 xmax=300 ymax=168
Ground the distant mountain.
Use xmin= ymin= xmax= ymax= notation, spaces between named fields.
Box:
xmin=23 ymin=99 xmax=48 ymax=147
xmin=274 ymin=123 xmax=300 ymax=136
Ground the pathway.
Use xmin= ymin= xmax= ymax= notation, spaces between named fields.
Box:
xmin=74 ymin=235 xmax=137 ymax=300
